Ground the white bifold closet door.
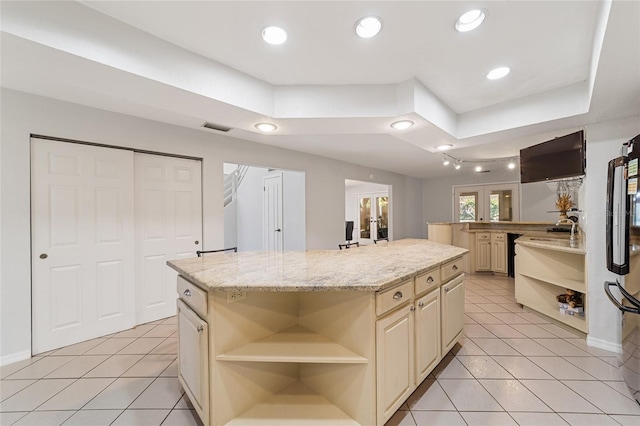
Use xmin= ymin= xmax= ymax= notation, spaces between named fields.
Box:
xmin=134 ymin=153 xmax=202 ymax=325
xmin=32 ymin=139 xmax=202 ymax=354
xmin=31 ymin=139 xmax=136 ymax=354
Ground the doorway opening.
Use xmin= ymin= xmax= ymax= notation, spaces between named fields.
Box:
xmin=345 ymin=179 xmax=392 ymax=245
xmin=224 ymin=163 xmax=306 ymax=252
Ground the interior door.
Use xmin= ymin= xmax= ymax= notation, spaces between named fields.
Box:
xmin=262 ymin=173 xmax=283 ymax=251
xmin=31 ymin=138 xmax=135 ymax=354
xmin=135 ymin=154 xmax=202 ymax=324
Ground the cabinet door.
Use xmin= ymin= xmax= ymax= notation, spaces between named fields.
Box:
xmin=376 ymin=305 xmax=414 ymax=425
xmin=475 ymin=239 xmax=492 ymax=271
xmin=415 ymin=289 xmax=441 ymax=384
xmin=177 ymin=299 xmax=209 ymax=424
xmin=491 ymin=240 xmax=507 ymax=273
xmin=441 ymin=276 xmax=465 ymax=354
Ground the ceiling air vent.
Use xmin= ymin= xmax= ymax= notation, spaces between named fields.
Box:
xmin=202 ymin=122 xmax=232 ymax=132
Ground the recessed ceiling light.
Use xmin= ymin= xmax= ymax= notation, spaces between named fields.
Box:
xmin=355 ymin=16 xmax=383 ymax=38
xmin=487 ymin=67 xmax=510 ymax=80
xmin=437 ymin=144 xmax=453 ymax=151
xmin=475 ymin=165 xmax=483 ymax=172
xmin=455 ymin=9 xmax=486 ymax=32
xmin=390 ymin=120 xmax=414 ymax=130
xmin=262 ymin=26 xmax=287 ymax=45
xmin=255 ymin=123 xmax=277 ymax=132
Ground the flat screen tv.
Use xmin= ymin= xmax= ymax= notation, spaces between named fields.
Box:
xmin=520 ymin=130 xmax=585 ymax=183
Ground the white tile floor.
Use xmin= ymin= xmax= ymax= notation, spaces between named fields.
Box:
xmin=0 ymin=274 xmax=639 ymax=425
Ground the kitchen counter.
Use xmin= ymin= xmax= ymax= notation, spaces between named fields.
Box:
xmin=516 ymin=235 xmax=586 ymax=254
xmin=167 ymin=238 xmax=467 ymax=292
xmin=169 ymin=239 xmax=467 ymax=426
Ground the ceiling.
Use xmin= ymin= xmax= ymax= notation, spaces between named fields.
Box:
xmin=1 ymin=1 xmax=639 ymax=178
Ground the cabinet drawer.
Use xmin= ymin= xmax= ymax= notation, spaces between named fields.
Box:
xmin=441 ymin=256 xmax=463 ymax=282
xmin=415 ymin=267 xmax=441 ymax=296
xmin=178 ymin=276 xmax=208 ymax=318
xmin=376 ymin=279 xmax=414 ymax=317
xmin=476 ymin=232 xmax=490 ymax=241
xmin=492 ymin=233 xmax=505 ymax=242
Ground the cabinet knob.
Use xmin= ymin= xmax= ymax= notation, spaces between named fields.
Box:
xmin=418 ymin=301 xmax=425 ymax=307
xmin=393 ymin=291 xmax=403 ymax=300
xmin=452 ymin=265 xmax=458 ymax=271
xmin=39 ymin=253 xmax=48 ymax=259
xmin=427 ymin=276 xmax=434 ymax=283
xmin=183 ymin=289 xmax=191 ymax=297
xmin=444 ymin=287 xmax=450 ymax=293
xmin=410 ymin=305 xmax=415 ymax=312
xmin=194 ymin=240 xmax=199 ymax=245
xmin=197 ymin=325 xmax=204 ymax=333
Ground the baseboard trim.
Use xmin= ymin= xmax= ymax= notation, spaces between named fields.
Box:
xmin=0 ymin=350 xmax=31 ymax=367
xmin=587 ymin=335 xmax=622 ymax=354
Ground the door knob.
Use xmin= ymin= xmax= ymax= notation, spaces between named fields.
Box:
xmin=39 ymin=253 xmax=48 ymax=259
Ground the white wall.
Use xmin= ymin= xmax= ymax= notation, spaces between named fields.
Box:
xmin=282 ymin=170 xmax=306 ymax=251
xmin=583 ymin=116 xmax=640 ymax=351
xmin=0 ymin=88 xmax=424 ymax=363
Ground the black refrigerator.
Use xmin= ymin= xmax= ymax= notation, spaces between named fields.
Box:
xmin=605 ymin=133 xmax=640 ymax=405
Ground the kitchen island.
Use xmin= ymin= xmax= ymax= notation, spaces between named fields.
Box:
xmin=167 ymin=239 xmax=467 ymax=426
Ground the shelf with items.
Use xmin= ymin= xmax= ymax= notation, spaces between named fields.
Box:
xmin=515 ymin=243 xmax=587 ymax=333
xmin=515 ymin=274 xmax=587 ymax=333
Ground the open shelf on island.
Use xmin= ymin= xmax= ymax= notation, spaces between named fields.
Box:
xmin=216 ymin=325 xmax=368 ymax=364
xmin=225 ymin=381 xmax=360 ymax=426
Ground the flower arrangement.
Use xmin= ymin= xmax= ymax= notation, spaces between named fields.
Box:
xmin=555 ymin=194 xmax=573 ymax=219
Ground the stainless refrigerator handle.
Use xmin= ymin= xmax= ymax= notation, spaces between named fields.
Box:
xmin=615 ymin=280 xmax=640 ymax=309
xmin=604 ymin=281 xmax=640 ymax=314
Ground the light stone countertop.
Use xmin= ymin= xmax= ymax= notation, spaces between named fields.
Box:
xmin=167 ymin=238 xmax=468 ymax=292
xmin=516 ymin=235 xmax=586 ymax=255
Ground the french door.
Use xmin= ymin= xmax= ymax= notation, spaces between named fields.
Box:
xmin=453 ymin=183 xmax=520 ymax=223
xmin=31 ymin=139 xmax=136 ymax=354
xmin=358 ymin=192 xmax=389 ymax=245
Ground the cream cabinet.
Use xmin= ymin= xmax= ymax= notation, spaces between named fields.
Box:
xmin=415 ymin=288 xmax=441 ymax=383
xmin=177 ymin=299 xmax=209 ymax=423
xmin=441 ymin=274 xmax=465 ymax=354
xmin=376 ymin=304 xmax=415 ymax=425
xmin=491 ymin=233 xmax=507 ymax=273
xmin=475 ymin=232 xmax=492 ymax=271
xmin=515 ymin=243 xmax=587 ymax=333
xmin=175 ymin=254 xmax=465 ymax=426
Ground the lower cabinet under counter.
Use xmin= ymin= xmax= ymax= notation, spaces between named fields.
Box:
xmin=176 ymin=270 xmax=464 ymax=426
xmin=515 ymin=242 xmax=587 ymax=333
